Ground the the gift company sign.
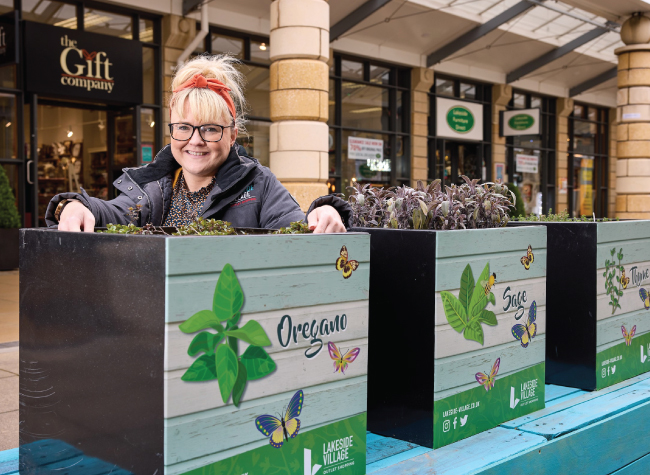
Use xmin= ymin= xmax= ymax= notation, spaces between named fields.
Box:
xmin=59 ymin=34 xmax=114 ymax=93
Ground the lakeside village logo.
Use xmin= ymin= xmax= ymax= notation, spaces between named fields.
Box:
xmin=59 ymin=35 xmax=114 ymax=94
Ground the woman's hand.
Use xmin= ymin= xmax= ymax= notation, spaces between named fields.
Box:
xmin=307 ymin=205 xmax=346 ymax=233
xmin=58 ymin=201 xmax=96 ymax=233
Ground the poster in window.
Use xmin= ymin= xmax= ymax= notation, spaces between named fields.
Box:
xmin=579 ymin=158 xmax=594 ymax=216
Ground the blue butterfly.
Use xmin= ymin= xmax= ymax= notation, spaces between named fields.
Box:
xmin=255 ymin=390 xmax=303 ymax=448
xmin=512 ymin=301 xmax=537 ymax=348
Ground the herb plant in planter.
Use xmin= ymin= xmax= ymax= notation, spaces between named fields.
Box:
xmin=19 ymin=228 xmax=369 ymax=475
xmin=349 ymin=177 xmax=547 ymax=449
xmin=510 ymin=211 xmax=650 ymax=390
xmin=0 ymin=165 xmax=20 ymax=270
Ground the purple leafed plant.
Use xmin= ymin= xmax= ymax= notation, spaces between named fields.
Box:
xmin=347 ymin=176 xmax=515 ymax=230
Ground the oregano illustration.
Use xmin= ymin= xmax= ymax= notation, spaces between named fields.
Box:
xmin=179 ymin=263 xmax=277 ymax=407
xmin=604 ymin=247 xmax=624 ymax=315
xmin=441 ymin=263 xmax=498 ymax=345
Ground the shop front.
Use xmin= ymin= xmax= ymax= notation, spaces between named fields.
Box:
xmin=505 ymin=91 xmax=556 ymax=216
xmin=0 ymin=1 xmax=161 ymax=228
xmin=427 ymin=75 xmax=492 ymax=187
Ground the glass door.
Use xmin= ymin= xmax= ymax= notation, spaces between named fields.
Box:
xmin=436 ymin=140 xmax=484 ymax=187
xmin=109 ymin=109 xmax=136 ymax=198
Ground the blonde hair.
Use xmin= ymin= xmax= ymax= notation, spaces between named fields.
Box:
xmin=170 ymin=54 xmax=247 ymax=134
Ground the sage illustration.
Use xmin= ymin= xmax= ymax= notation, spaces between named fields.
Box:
xmin=441 ymin=262 xmax=498 ymax=345
xmin=604 ymin=247 xmax=624 ymax=315
xmin=180 ymin=263 xmax=276 ymax=407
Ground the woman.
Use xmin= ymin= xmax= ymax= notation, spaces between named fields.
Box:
xmin=47 ymin=55 xmax=348 ymax=233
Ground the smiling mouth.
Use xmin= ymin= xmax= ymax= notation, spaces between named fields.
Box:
xmin=185 ymin=150 xmax=208 ymax=156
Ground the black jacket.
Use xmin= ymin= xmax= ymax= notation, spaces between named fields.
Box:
xmin=45 ymin=144 xmax=351 ymax=229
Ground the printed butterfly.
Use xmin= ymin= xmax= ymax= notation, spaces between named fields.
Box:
xmin=255 ymin=390 xmax=304 ymax=448
xmin=335 ymin=245 xmax=359 ymax=279
xmin=520 ymin=245 xmax=534 ymax=270
xmin=475 ymin=357 xmax=500 ymax=392
xmin=622 ymin=325 xmax=636 ymax=346
xmin=640 ymin=288 xmax=650 ymax=309
xmin=328 ymin=341 xmax=360 ymax=374
xmin=511 ymin=301 xmax=537 ymax=348
xmin=621 ymin=269 xmax=630 ymax=289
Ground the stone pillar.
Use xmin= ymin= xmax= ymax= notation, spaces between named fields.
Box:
xmin=411 ymin=68 xmax=433 ymax=185
xmin=615 ymin=13 xmax=650 ymax=219
xmin=161 ymin=15 xmax=197 ymax=147
xmin=269 ymin=0 xmax=329 ymax=210
xmin=608 ymin=108 xmax=618 ymax=217
xmin=492 ymin=84 xmax=512 ymax=183
xmin=556 ymin=97 xmax=573 ymax=214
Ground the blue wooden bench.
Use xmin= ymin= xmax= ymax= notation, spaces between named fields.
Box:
xmin=3 ymin=372 xmax=650 ymax=475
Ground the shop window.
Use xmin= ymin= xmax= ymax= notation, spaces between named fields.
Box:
xmin=250 ymin=40 xmax=270 ymax=65
xmin=506 ymin=91 xmax=556 ymax=216
xmin=569 ymin=104 xmax=608 ymax=218
xmin=0 ymin=65 xmax=15 ymax=89
xmin=143 ymin=46 xmax=156 ymax=105
xmin=23 ymin=0 xmax=77 ymax=28
xmin=428 ymin=75 xmax=492 ymax=188
xmin=139 ymin=18 xmax=154 ymax=43
xmin=83 ymin=8 xmax=133 ymax=39
xmin=1 ymin=163 xmax=19 ymax=206
xmin=341 ymin=84 xmax=389 ymax=131
xmin=0 ymin=93 xmax=16 ymax=159
xmin=435 ymin=78 xmax=454 ymax=97
xmin=329 ymin=54 xmax=410 ymax=191
xmin=211 ymin=33 xmax=244 ymax=59
xmin=140 ymin=107 xmax=156 ymax=164
xmin=241 ymin=65 xmax=270 ymax=118
xmin=369 ymin=65 xmax=390 ymax=85
xmin=341 ymin=60 xmax=364 ymax=81
xmin=236 ymin=120 xmax=269 ymax=168
xmin=0 ymin=0 xmax=11 ymax=15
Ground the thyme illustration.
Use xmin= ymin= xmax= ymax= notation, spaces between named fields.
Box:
xmin=604 ymin=247 xmax=624 ymax=315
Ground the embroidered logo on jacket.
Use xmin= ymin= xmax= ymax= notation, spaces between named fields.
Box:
xmin=231 ymin=184 xmax=257 ymax=207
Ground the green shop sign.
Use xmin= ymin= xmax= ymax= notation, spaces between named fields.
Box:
xmin=508 ymin=114 xmax=535 ymax=131
xmin=446 ymin=106 xmax=475 ymax=134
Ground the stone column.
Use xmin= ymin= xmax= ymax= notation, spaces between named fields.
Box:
xmin=556 ymin=97 xmax=573 ymax=214
xmin=615 ymin=13 xmax=650 ymax=219
xmin=411 ymin=68 xmax=433 ymax=185
xmin=269 ymin=0 xmax=329 ymax=210
xmin=608 ymin=108 xmax=618 ymax=217
xmin=492 ymin=84 xmax=512 ymax=183
xmin=161 ymin=15 xmax=197 ymax=146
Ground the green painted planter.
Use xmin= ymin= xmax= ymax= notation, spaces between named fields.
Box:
xmin=19 ymin=229 xmax=369 ymax=475
xmin=350 ymin=225 xmax=547 ymax=449
xmin=510 ymin=220 xmax=650 ymax=390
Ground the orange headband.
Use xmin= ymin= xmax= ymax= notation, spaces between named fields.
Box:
xmin=173 ymin=73 xmax=237 ymax=121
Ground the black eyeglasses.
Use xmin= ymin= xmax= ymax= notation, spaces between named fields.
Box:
xmin=168 ymin=123 xmax=234 ymax=142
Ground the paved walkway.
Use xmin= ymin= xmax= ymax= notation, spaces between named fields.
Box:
xmin=0 ymin=271 xmax=18 ymax=451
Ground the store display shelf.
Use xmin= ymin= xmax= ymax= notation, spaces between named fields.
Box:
xmin=2 ymin=373 xmax=649 ymax=474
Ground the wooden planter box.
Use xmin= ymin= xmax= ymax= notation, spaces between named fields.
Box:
xmin=509 ymin=221 xmax=650 ymax=391
xmin=19 ymin=229 xmax=370 ymax=475
xmin=350 ymin=226 xmax=547 ymax=449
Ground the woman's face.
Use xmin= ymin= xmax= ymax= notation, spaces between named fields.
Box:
xmin=170 ymin=102 xmax=237 ymax=183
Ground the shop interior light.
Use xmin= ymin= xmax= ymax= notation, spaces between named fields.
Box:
xmin=55 ymin=13 xmax=111 ymax=30
xmin=259 ymin=43 xmax=267 ymax=51
xmin=98 ymin=120 xmax=105 ymax=130
xmin=150 ymin=121 xmax=155 ymax=128
xmin=350 ymin=107 xmax=383 ymax=114
xmin=67 ymin=126 xmax=73 ymax=138
xmin=5 ymin=122 xmax=11 ymax=128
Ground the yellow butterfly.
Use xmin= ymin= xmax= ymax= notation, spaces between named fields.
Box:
xmin=640 ymin=288 xmax=650 ymax=310
xmin=621 ymin=269 xmax=630 ymax=289
xmin=521 ymin=245 xmax=534 ymax=270
xmin=335 ymin=245 xmax=359 ymax=279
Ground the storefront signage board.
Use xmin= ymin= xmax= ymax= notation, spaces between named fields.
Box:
xmin=348 ymin=136 xmax=383 ymax=161
xmin=500 ymin=109 xmax=541 ymax=137
xmin=23 ymin=22 xmax=143 ymax=104
xmin=515 ymin=154 xmax=539 ymax=173
xmin=436 ymin=97 xmax=483 ymax=141
xmin=0 ymin=12 xmax=17 ymax=65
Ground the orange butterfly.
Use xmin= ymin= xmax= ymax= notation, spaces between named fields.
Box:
xmin=335 ymin=245 xmax=359 ymax=279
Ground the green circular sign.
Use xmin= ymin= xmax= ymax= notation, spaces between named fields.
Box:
xmin=508 ymin=113 xmax=535 ymax=131
xmin=446 ymin=106 xmax=474 ymax=134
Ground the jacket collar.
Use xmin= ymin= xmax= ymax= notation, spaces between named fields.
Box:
xmin=124 ymin=143 xmax=258 ymax=190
